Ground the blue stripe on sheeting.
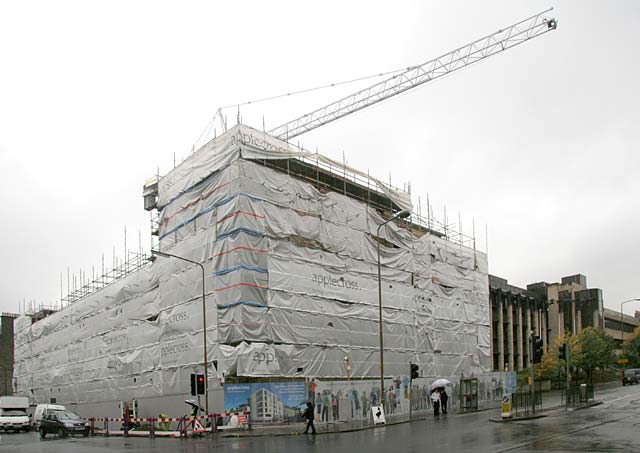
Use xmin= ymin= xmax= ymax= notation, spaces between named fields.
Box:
xmin=159 ymin=165 xmax=228 ymax=210
xmin=213 ymin=227 xmax=266 ymax=243
xmin=212 ymin=264 xmax=268 ymax=276
xmin=217 ymin=301 xmax=268 ymax=309
xmin=159 ymin=193 xmax=266 ymax=241
xmin=238 ymin=192 xmax=265 ymax=202
xmin=159 ymin=194 xmax=236 ymax=240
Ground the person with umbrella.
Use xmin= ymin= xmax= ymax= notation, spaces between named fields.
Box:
xmin=430 ymin=387 xmax=440 ymax=416
xmin=430 ymin=379 xmax=451 ymax=417
xmin=440 ymin=388 xmax=449 ymax=415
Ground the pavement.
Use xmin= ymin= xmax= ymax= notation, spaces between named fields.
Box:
xmin=218 ymin=386 xmax=584 ymax=436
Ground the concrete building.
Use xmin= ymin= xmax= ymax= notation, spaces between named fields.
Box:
xmin=603 ymin=308 xmax=639 ymax=347
xmin=527 ymin=274 xmax=603 ymax=350
xmin=0 ymin=313 xmax=18 ymax=395
xmin=489 ymin=276 xmax=549 ymax=372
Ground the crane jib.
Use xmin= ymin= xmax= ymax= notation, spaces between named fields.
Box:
xmin=269 ymin=8 xmax=557 ymax=141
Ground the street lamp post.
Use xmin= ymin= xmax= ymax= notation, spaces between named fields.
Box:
xmin=620 ymin=298 xmax=640 ymax=344
xmin=376 ymin=209 xmax=410 ymax=411
xmin=152 ymin=250 xmax=209 ymax=416
xmin=344 ymin=356 xmax=351 ymax=382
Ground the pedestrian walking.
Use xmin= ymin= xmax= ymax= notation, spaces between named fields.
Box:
xmin=431 ymin=389 xmax=440 ymax=417
xmin=440 ymin=389 xmax=448 ymax=415
xmin=302 ymin=401 xmax=316 ymax=434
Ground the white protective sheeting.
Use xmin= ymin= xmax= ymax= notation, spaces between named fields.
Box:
xmin=14 ymin=125 xmax=488 ymax=416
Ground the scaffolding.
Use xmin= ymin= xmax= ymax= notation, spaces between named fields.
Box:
xmin=247 ymin=144 xmax=478 ymax=251
xmin=61 ymin=251 xmax=151 ymax=305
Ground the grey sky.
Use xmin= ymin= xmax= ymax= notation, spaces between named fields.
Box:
xmin=1 ymin=1 xmax=638 ymax=315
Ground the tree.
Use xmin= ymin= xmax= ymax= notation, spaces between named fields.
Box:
xmin=535 ymin=352 xmax=563 ymax=380
xmin=622 ymin=326 xmax=640 ymax=368
xmin=573 ymin=327 xmax=615 ymax=379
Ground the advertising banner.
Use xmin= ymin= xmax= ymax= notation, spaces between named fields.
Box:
xmin=224 ymin=381 xmax=307 ymax=423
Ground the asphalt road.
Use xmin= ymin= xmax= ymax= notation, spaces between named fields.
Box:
xmin=2 ymin=384 xmax=639 ymax=452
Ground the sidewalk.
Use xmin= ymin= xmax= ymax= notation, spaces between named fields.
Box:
xmin=218 ymin=386 xmax=608 ymax=437
xmin=218 ymin=402 xmax=500 ymax=438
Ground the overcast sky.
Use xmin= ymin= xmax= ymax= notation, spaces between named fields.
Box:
xmin=1 ymin=1 xmax=638 ymax=316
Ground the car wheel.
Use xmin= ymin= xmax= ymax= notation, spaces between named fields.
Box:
xmin=39 ymin=426 xmax=46 ymax=438
xmin=57 ymin=427 xmax=66 ymax=438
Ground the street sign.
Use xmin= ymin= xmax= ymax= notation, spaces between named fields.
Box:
xmin=501 ymin=393 xmax=512 ymax=419
xmin=618 ymin=358 xmax=629 ymax=364
xmin=371 ymin=406 xmax=386 ymax=425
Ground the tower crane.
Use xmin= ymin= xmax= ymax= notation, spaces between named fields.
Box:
xmin=269 ymin=8 xmax=557 ymax=141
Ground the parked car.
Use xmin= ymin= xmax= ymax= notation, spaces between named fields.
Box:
xmin=32 ymin=404 xmax=66 ymax=429
xmin=622 ymin=368 xmax=639 ymax=386
xmin=39 ymin=411 xmax=89 ymax=438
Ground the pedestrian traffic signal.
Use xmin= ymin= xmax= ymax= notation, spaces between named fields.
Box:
xmin=196 ymin=374 xmax=205 ymax=395
xmin=190 ymin=373 xmax=197 ymax=396
xmin=558 ymin=344 xmax=567 ymax=361
xmin=410 ymin=363 xmax=419 ymax=380
xmin=190 ymin=373 xmax=205 ymax=395
xmin=533 ymin=336 xmax=544 ymax=364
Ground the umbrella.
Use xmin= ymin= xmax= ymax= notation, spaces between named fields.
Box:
xmin=430 ymin=378 xmax=451 ymax=390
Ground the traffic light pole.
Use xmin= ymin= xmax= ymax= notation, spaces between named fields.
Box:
xmin=409 ymin=363 xmax=413 ymax=421
xmin=530 ymin=331 xmax=535 ymax=413
xmin=566 ymin=342 xmax=570 ymax=411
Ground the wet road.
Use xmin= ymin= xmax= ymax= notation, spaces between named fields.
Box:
xmin=1 ymin=384 xmax=638 ymax=452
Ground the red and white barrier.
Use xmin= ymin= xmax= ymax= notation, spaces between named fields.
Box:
xmin=87 ymin=411 xmax=251 ymax=438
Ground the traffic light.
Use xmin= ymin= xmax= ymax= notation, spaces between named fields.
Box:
xmin=196 ymin=374 xmax=205 ymax=395
xmin=190 ymin=373 xmax=197 ymax=396
xmin=533 ymin=336 xmax=544 ymax=364
xmin=410 ymin=363 xmax=419 ymax=380
xmin=558 ymin=344 xmax=567 ymax=361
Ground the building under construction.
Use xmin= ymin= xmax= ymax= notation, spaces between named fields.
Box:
xmin=13 ymin=10 xmax=557 ymax=417
xmin=13 ymin=124 xmax=489 ymax=416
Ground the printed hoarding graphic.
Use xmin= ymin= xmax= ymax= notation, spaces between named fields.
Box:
xmin=224 ymin=381 xmax=307 ymax=423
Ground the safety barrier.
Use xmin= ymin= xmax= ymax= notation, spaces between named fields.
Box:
xmin=87 ymin=411 xmax=251 ymax=438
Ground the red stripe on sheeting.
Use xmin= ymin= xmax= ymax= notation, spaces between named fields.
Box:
xmin=212 ymin=246 xmax=270 ymax=257
xmin=162 ymin=182 xmax=231 ymax=224
xmin=215 ymin=282 xmax=269 ymax=292
xmin=217 ymin=210 xmax=265 ymax=224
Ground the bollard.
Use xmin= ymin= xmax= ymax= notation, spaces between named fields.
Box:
xmin=104 ymin=418 xmax=109 ymax=437
xmin=179 ymin=416 xmax=187 ymax=438
xmin=150 ymin=416 xmax=155 ymax=438
xmin=89 ymin=417 xmax=95 ymax=436
xmin=124 ymin=415 xmax=129 ymax=437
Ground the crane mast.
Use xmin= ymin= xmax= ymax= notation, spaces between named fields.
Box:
xmin=269 ymin=8 xmax=557 ymax=141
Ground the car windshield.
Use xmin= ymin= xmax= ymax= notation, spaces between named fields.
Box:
xmin=624 ymin=370 xmax=636 ymax=376
xmin=57 ymin=412 xmax=82 ymax=420
xmin=3 ymin=410 xmax=26 ymax=416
